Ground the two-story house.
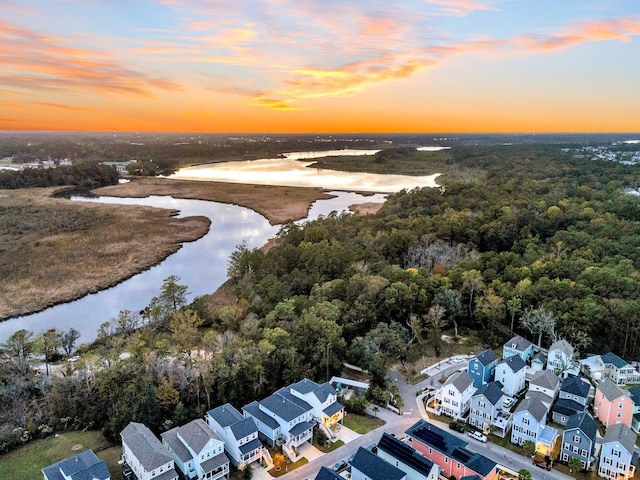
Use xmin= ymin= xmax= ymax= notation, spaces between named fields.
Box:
xmin=628 ymin=387 xmax=640 ymax=433
xmin=531 ymin=352 xmax=547 ymax=372
xmin=121 ymin=422 xmax=179 ymax=480
xmin=468 ymin=350 xmax=499 ymax=388
xmin=42 ymin=449 xmax=110 ymax=480
xmin=547 ymin=340 xmax=576 ymax=378
xmin=438 ymin=371 xmax=475 ymax=419
xmin=560 ymin=412 xmax=598 ymax=470
xmin=285 ymin=378 xmax=344 ymax=429
xmin=350 ymin=446 xmax=406 ymax=480
xmin=598 ymin=423 xmax=638 ymax=480
xmin=161 ymin=419 xmax=229 ymax=480
xmin=243 ymin=391 xmax=314 ymax=460
xmin=206 ymin=403 xmax=268 ymax=469
xmin=552 ymin=375 xmax=591 ymax=425
xmin=469 ymin=382 xmax=504 ymax=432
xmin=528 ymin=369 xmax=560 ymax=400
xmin=405 ymin=420 xmax=499 ymax=480
xmin=495 ymin=355 xmax=526 ymax=398
xmin=503 ymin=335 xmax=535 ymax=362
xmin=594 ymin=379 xmax=634 ymax=429
xmin=601 ymin=352 xmax=640 ymax=386
xmin=511 ymin=396 xmax=549 ymax=446
xmin=376 ymin=432 xmax=440 ymax=480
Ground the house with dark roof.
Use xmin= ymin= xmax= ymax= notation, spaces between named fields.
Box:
xmin=120 ymin=422 xmax=178 ymax=480
xmin=437 ymin=371 xmax=475 ymax=419
xmin=351 ymin=446 xmax=406 ymax=480
xmin=42 ymin=449 xmax=110 ymax=480
xmin=628 ymin=386 xmax=640 ymax=433
xmin=376 ymin=432 xmax=440 ymax=480
xmin=552 ymin=376 xmax=590 ymax=425
xmin=286 ymin=378 xmax=344 ymax=428
xmin=469 ymin=382 xmax=504 ymax=432
xmin=598 ymin=423 xmax=638 ymax=480
xmin=503 ymin=335 xmax=534 ymax=362
xmin=511 ymin=396 xmax=549 ymax=447
xmin=594 ymin=378 xmax=634 ymax=429
xmin=314 ymin=466 xmax=343 ymax=480
xmin=468 ymin=350 xmax=499 ymax=388
xmin=601 ymin=352 xmax=640 ymax=386
xmin=161 ymin=419 xmax=229 ymax=480
xmin=528 ymin=370 xmax=560 ymax=400
xmin=206 ymin=403 xmax=269 ymax=469
xmin=405 ymin=420 xmax=499 ymax=480
xmin=495 ymin=354 xmax=526 ymax=397
xmin=243 ymin=389 xmax=314 ymax=460
xmin=560 ymin=412 xmax=597 ymax=470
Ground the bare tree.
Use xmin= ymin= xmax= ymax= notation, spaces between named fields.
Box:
xmin=520 ymin=307 xmax=558 ymax=347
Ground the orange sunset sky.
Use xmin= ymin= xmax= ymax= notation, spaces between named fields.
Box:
xmin=1 ymin=0 xmax=639 ymax=133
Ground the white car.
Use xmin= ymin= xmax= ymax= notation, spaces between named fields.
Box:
xmin=468 ymin=431 xmax=487 ymax=443
xmin=503 ymin=397 xmax=515 ymax=409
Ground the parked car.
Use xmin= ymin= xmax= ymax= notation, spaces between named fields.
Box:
xmin=467 ymin=431 xmax=487 ymax=442
xmin=366 ymin=443 xmax=377 ymax=453
xmin=449 ymin=421 xmax=465 ymax=433
xmin=334 ymin=461 xmax=348 ymax=472
xmin=503 ymin=397 xmax=515 ymax=409
xmin=533 ymin=459 xmax=553 ymax=471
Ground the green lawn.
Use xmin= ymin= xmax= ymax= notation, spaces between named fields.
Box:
xmin=268 ymin=457 xmax=308 ymax=477
xmin=0 ymin=431 xmax=125 ymax=480
xmin=313 ymin=438 xmax=344 ymax=453
xmin=343 ymin=413 xmax=385 ymax=434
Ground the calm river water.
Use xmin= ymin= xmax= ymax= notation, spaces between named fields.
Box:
xmin=0 ymin=148 xmax=442 ymax=344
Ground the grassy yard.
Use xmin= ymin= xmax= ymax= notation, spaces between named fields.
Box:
xmin=343 ymin=413 xmax=385 ymax=434
xmin=0 ymin=431 xmax=125 ymax=480
xmin=268 ymin=456 xmax=308 ymax=477
xmin=313 ymin=438 xmax=345 ymax=453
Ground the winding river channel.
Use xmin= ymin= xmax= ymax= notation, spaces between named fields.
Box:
xmin=0 ymin=148 xmax=444 ymax=344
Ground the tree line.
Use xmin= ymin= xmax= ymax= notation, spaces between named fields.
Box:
xmin=0 ymin=163 xmax=119 ymax=190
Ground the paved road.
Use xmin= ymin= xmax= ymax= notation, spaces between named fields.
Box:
xmin=275 ymin=358 xmax=575 ymax=480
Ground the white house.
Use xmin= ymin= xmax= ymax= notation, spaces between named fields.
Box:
xmin=284 ymin=378 xmax=344 ymax=429
xmin=437 ymin=371 xmax=475 ymax=419
xmin=547 ymin=340 xmax=576 ymax=378
xmin=598 ymin=423 xmax=638 ymax=480
xmin=529 ymin=369 xmax=560 ymax=400
xmin=161 ymin=419 xmax=229 ymax=480
xmin=121 ymin=422 xmax=178 ymax=480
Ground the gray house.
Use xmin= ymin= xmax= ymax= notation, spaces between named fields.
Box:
xmin=469 ymin=382 xmax=504 ymax=432
xmin=552 ymin=376 xmax=591 ymax=425
xmin=560 ymin=412 xmax=597 ymax=470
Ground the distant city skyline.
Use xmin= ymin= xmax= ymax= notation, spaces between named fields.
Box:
xmin=1 ymin=0 xmax=639 ymax=133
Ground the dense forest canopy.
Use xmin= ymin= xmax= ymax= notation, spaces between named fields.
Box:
xmin=2 ymin=140 xmax=640 ymax=456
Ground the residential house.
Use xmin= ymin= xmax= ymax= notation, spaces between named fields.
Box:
xmin=350 ymin=446 xmax=406 ymax=480
xmin=161 ymin=419 xmax=229 ymax=480
xmin=285 ymin=378 xmax=344 ymax=428
xmin=376 ymin=432 xmax=440 ymax=480
xmin=438 ymin=371 xmax=475 ymax=419
xmin=600 ymin=352 xmax=640 ymax=386
xmin=405 ymin=420 xmax=499 ymax=480
xmin=552 ymin=376 xmax=591 ymax=425
xmin=598 ymin=423 xmax=638 ymax=480
xmin=243 ymin=390 xmax=314 ymax=460
xmin=120 ymin=422 xmax=178 ymax=480
xmin=628 ymin=387 xmax=640 ymax=433
xmin=528 ymin=370 xmax=560 ymax=400
xmin=314 ymin=467 xmax=343 ymax=480
xmin=503 ymin=335 xmax=535 ymax=362
xmin=206 ymin=403 xmax=268 ymax=469
xmin=546 ymin=340 xmax=575 ymax=378
xmin=560 ymin=412 xmax=598 ymax=470
xmin=469 ymin=382 xmax=504 ymax=432
xmin=594 ymin=379 xmax=634 ymax=429
xmin=468 ymin=350 xmax=499 ymax=388
xmin=580 ymin=355 xmax=606 ymax=383
xmin=42 ymin=449 xmax=110 ymax=480
xmin=511 ymin=396 xmax=549 ymax=447
xmin=495 ymin=355 xmax=526 ymax=398
xmin=531 ymin=352 xmax=547 ymax=372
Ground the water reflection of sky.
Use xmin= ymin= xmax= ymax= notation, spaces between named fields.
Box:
xmin=170 ymin=149 xmax=442 ymax=193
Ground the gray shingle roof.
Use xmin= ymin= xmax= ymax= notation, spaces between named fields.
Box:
xmin=445 ymin=371 xmax=474 ymax=393
xmin=504 ymin=335 xmax=533 ymax=352
xmin=601 ymin=352 xmax=629 ymax=369
xmin=207 ymin=403 xmax=244 ymax=428
xmin=323 ymin=401 xmax=344 ymax=417
xmin=121 ymin=422 xmax=174 ymax=471
xmin=530 ymin=370 xmax=560 ymax=390
xmin=552 ymin=398 xmax=584 ymax=418
xmin=276 ymin=389 xmax=313 ymax=411
xmin=42 ymin=449 xmax=110 ymax=480
xmin=473 ymin=381 xmax=503 ymax=406
xmin=290 ymin=378 xmax=320 ymax=395
xmin=561 ymin=376 xmax=590 ymax=398
xmin=564 ymin=412 xmax=597 ymax=441
xmin=315 ymin=467 xmax=343 ymax=480
xmin=351 ymin=446 xmax=405 ymax=480
xmin=242 ymin=401 xmax=280 ymax=430
xmin=474 ymin=349 xmax=498 ymax=366
xmin=515 ymin=396 xmax=548 ymax=422
xmin=229 ymin=417 xmax=258 ymax=440
xmin=499 ymin=354 xmax=526 ymax=373
xmin=603 ymin=423 xmax=637 ymax=453
xmin=176 ymin=419 xmax=220 ymax=454
xmin=598 ymin=378 xmax=627 ymax=401
xmin=200 ymin=452 xmax=229 ymax=473
xmin=549 ymin=339 xmax=574 ymax=358
xmin=261 ymin=393 xmax=308 ymax=422
xmin=313 ymin=382 xmax=337 ymax=403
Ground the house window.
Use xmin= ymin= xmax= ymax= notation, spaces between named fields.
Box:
xmin=604 ymin=457 xmax=612 ymax=465
xmin=617 ymin=412 xmax=622 ymax=418
xmin=582 ymin=449 xmax=588 ymax=457
xmin=428 ymin=447 xmax=432 ymax=454
xmin=474 ymin=364 xmax=478 ymax=370
xmin=573 ymin=435 xmax=580 ymax=443
xmin=573 ymin=446 xmax=579 ymax=453
xmin=613 ymin=449 xmax=620 ymax=457
xmin=619 ymin=402 xmax=624 ymax=408
xmin=457 ymin=462 xmax=461 ymax=469
xmin=479 ymin=401 xmax=485 ymax=408
xmin=523 ymin=418 xmax=529 ymax=425
xmin=445 ymin=457 xmax=449 ymax=463
xmin=564 ymin=442 xmax=570 ymax=450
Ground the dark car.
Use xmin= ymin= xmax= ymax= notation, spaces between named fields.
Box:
xmin=449 ymin=421 xmax=465 ymax=433
xmin=533 ymin=459 xmax=553 ymax=471
xmin=333 ymin=461 xmax=348 ymax=472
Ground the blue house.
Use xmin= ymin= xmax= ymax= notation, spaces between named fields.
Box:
xmin=350 ymin=446 xmax=406 ymax=480
xmin=503 ymin=335 xmax=534 ymax=362
xmin=468 ymin=349 xmax=499 ymax=388
xmin=560 ymin=412 xmax=597 ymax=470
